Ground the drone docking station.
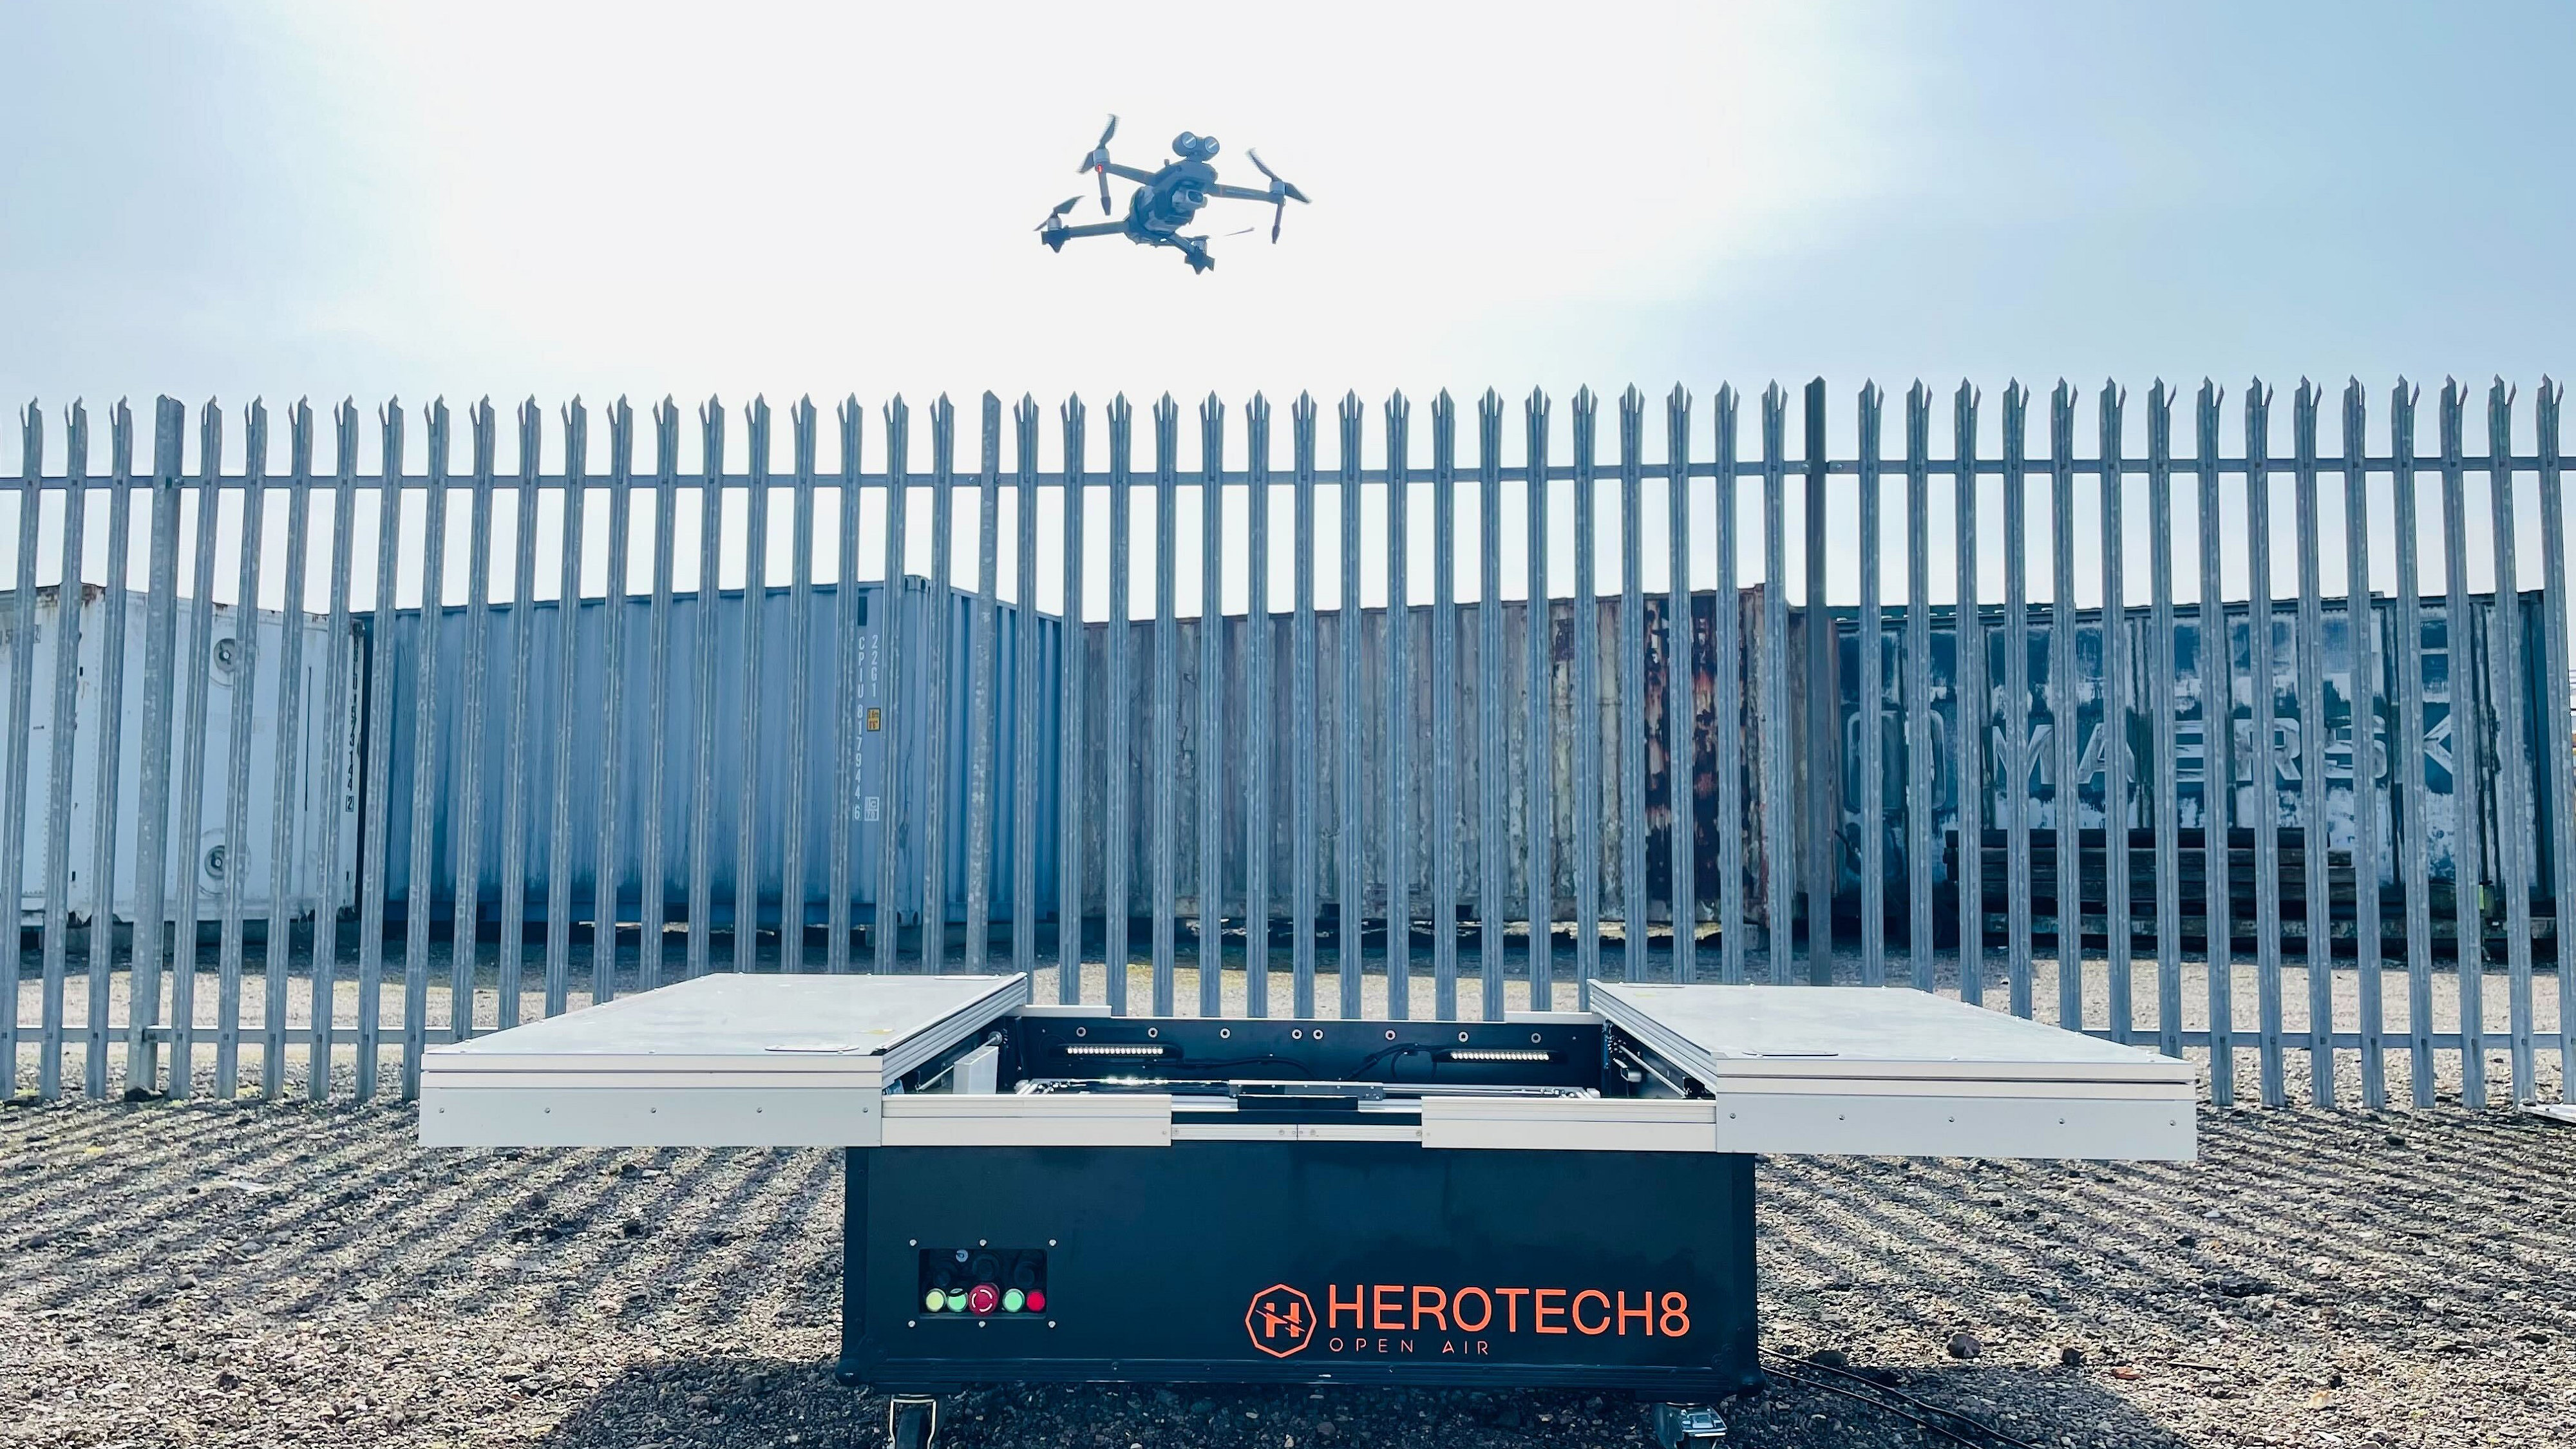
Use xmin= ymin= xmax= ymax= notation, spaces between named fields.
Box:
xmin=1037 ymin=115 xmax=1309 ymax=274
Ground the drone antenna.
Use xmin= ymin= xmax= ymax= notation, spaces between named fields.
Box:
xmin=1245 ymin=149 xmax=1309 ymax=243
xmin=1080 ymin=114 xmax=1119 ymax=214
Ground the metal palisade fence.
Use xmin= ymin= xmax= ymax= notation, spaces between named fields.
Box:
xmin=2 ymin=378 xmax=2569 ymax=1110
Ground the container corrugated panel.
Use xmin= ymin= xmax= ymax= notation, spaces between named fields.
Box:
xmin=1815 ymin=591 xmax=2548 ymax=904
xmin=365 ymin=578 xmax=1062 ymax=930
xmin=1068 ymin=587 xmax=1777 ymax=929
xmin=6 ymin=584 xmax=363 ymax=923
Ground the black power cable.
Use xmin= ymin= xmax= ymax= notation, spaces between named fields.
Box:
xmin=1758 ymin=1351 xmax=2046 ymax=1449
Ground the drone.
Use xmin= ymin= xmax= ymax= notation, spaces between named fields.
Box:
xmin=1036 ymin=115 xmax=1309 ymax=274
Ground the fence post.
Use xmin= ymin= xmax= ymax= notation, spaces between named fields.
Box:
xmin=2195 ymin=381 xmax=2235 ymax=1104
xmin=2293 ymin=381 xmax=2333 ymax=1104
xmin=1857 ymin=383 xmax=1886 ymax=989
xmin=1664 ymin=385 xmax=1696 ymax=987
xmin=37 ymin=405 xmax=90 ymax=1099
xmin=10 ymin=404 xmax=53 ymax=1099
xmin=1618 ymin=387 xmax=1647 ymax=987
xmin=1572 ymin=389 xmax=1601 ymax=1003
xmin=169 ymin=400 xmax=227 ymax=1098
xmin=2533 ymin=377 xmax=2573 ymax=1098
xmin=1056 ymin=397 xmax=1087 ymax=1002
xmin=2485 ymin=379 xmax=2537 ymax=1103
xmin=596 ymin=399 xmax=636 ymax=995
xmin=1760 ymin=386 xmax=1792 ymax=984
xmin=88 ymin=404 xmax=138 ymax=1101
xmin=2391 ymin=381 xmax=2434 ymax=1107
xmin=2146 ymin=384 xmax=2183 ymax=1061
xmin=1385 ymin=393 xmax=1412 ymax=1016
xmin=1197 ymin=394 xmax=1226 ymax=1014
xmin=1803 ymin=377 xmax=1833 ymax=987
xmin=2100 ymin=382 xmax=2134 ymax=1045
xmin=1712 ymin=387 xmax=1746 ymax=987
xmin=1244 ymin=395 xmax=1273 ymax=1017
xmin=2341 ymin=380 xmax=2386 ymax=1107
xmin=2002 ymin=383 xmax=2034 ymax=1020
xmin=2050 ymin=382 xmax=2081 ymax=1032
xmin=2438 ymin=379 xmax=2485 ymax=1108
xmin=1522 ymin=391 xmax=1555 ymax=1007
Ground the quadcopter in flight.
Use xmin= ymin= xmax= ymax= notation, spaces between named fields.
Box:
xmin=1036 ymin=116 xmax=1309 ymax=274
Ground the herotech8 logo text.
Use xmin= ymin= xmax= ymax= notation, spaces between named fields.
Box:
xmin=1246 ymin=1282 xmax=1690 ymax=1358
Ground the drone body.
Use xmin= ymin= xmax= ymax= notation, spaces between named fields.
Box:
xmin=1038 ymin=117 xmax=1308 ymax=274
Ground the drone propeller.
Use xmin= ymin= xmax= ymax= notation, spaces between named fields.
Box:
xmin=1036 ymin=196 xmax=1081 ymax=232
xmin=1245 ymin=149 xmax=1310 ymax=242
xmin=1079 ymin=113 xmax=1119 ymax=214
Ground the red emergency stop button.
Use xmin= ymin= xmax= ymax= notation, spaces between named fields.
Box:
xmin=968 ymin=1283 xmax=1000 ymax=1315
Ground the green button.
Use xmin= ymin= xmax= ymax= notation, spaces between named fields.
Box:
xmin=924 ymin=1289 xmax=946 ymax=1312
xmin=945 ymin=1291 xmax=969 ymax=1312
xmin=1002 ymin=1289 xmax=1026 ymax=1313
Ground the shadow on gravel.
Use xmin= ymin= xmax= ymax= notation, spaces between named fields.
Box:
xmin=531 ymin=1357 xmax=2192 ymax=1448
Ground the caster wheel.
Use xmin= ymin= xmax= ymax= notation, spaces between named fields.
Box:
xmin=889 ymin=1395 xmax=938 ymax=1449
xmin=1651 ymin=1402 xmax=1725 ymax=1446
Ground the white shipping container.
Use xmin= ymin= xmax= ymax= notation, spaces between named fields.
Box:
xmin=6 ymin=585 xmax=361 ymax=925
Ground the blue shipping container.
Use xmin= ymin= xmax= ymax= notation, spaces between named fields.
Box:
xmin=364 ymin=578 xmax=1063 ymax=930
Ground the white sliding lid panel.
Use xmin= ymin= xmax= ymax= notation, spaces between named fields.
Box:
xmin=1592 ymin=984 xmax=2197 ymax=1160
xmin=421 ymin=973 xmax=1028 ymax=1148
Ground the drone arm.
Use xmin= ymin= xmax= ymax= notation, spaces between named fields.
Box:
xmin=1047 ymin=221 xmax=1129 ymax=240
xmin=1205 ymin=183 xmax=1287 ymax=203
xmin=1102 ymin=162 xmax=1158 ymax=184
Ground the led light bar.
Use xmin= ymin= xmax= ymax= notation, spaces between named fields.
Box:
xmin=1439 ymin=1048 xmax=1555 ymax=1063
xmin=1063 ymin=1043 xmax=1172 ymax=1058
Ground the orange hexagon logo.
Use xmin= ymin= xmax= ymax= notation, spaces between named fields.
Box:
xmin=1245 ymin=1283 xmax=1316 ymax=1358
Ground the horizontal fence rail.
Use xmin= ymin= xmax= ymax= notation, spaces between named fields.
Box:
xmin=2 ymin=378 xmax=2569 ymax=1112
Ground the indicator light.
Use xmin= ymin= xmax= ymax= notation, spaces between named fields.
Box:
xmin=1440 ymin=1048 xmax=1553 ymax=1063
xmin=1024 ymin=1289 xmax=1046 ymax=1312
xmin=923 ymin=1289 xmax=946 ymax=1312
xmin=944 ymin=1291 xmax=969 ymax=1312
xmin=1064 ymin=1043 xmax=1168 ymax=1057
xmin=968 ymin=1283 xmax=1000 ymax=1315
xmin=1002 ymin=1288 xmax=1027 ymax=1312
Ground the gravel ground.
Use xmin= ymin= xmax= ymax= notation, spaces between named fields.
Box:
xmin=3 ymin=950 xmax=2572 ymax=1448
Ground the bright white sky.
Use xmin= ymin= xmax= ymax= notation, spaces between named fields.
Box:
xmin=4 ymin=1 xmax=2571 ymax=620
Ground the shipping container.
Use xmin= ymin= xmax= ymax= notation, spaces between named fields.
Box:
xmin=363 ymin=578 xmax=1063 ymax=932
xmin=5 ymin=584 xmax=363 ymax=924
xmin=1812 ymin=590 xmax=2561 ymax=941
